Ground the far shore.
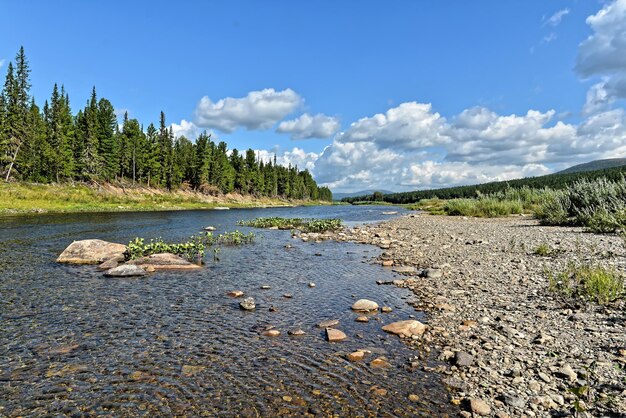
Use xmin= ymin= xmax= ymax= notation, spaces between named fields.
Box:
xmin=0 ymin=182 xmax=332 ymax=216
xmin=328 ymin=213 xmax=626 ymax=417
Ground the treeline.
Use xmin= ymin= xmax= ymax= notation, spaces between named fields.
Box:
xmin=0 ymin=47 xmax=331 ymax=201
xmin=343 ymin=165 xmax=626 ymax=204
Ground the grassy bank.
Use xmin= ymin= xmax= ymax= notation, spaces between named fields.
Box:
xmin=0 ymin=182 xmax=330 ymax=215
xmin=407 ymin=177 xmax=626 ymax=233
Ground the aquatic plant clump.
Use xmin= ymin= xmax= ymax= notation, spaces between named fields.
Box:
xmin=125 ymin=230 xmax=256 ymax=262
xmin=239 ymin=217 xmax=343 ymax=233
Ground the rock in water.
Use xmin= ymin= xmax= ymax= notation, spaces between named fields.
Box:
xmin=317 ymin=319 xmax=340 ymax=328
xmin=97 ymin=257 xmax=121 ymax=271
xmin=57 ymin=239 xmax=127 ymax=264
xmin=351 ymin=299 xmax=379 ymax=312
xmin=239 ymin=297 xmax=256 ymax=311
xmin=326 ymin=328 xmax=347 ymax=342
xmin=381 ymin=320 xmax=427 ymax=337
xmin=204 ymin=226 xmax=216 ymax=231
xmin=104 ymin=264 xmax=147 ymax=277
xmin=128 ymin=253 xmax=201 ymax=270
xmin=227 ymin=290 xmax=244 ymax=298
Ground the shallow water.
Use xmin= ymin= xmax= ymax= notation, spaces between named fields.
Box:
xmin=0 ymin=206 xmax=454 ymax=417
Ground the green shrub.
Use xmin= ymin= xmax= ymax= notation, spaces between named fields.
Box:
xmin=443 ymin=197 xmax=523 ymax=218
xmin=548 ymin=262 xmax=624 ymax=305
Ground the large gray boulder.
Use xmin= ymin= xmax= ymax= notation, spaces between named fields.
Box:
xmin=128 ymin=253 xmax=201 ymax=270
xmin=104 ymin=264 xmax=147 ymax=277
xmin=57 ymin=239 xmax=126 ymax=264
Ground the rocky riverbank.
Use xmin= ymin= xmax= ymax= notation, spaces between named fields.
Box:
xmin=321 ymin=213 xmax=626 ymax=417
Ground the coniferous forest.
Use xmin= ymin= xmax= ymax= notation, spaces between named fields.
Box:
xmin=0 ymin=47 xmax=332 ymax=201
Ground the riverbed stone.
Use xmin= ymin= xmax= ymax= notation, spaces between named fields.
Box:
xmin=468 ymin=398 xmax=491 ymax=416
xmin=57 ymin=239 xmax=127 ymax=264
xmin=263 ymin=329 xmax=281 ymax=337
xmin=382 ymin=320 xmax=427 ymax=338
xmin=239 ymin=297 xmax=256 ymax=311
xmin=317 ymin=319 xmax=339 ymax=328
xmin=227 ymin=290 xmax=244 ymax=297
xmin=370 ymin=357 xmax=391 ymax=368
xmin=347 ymin=351 xmax=365 ymax=361
xmin=325 ymin=328 xmax=347 ymax=342
xmin=356 ymin=316 xmax=369 ymax=323
xmin=455 ymin=351 xmax=474 ymax=367
xmin=97 ymin=257 xmax=121 ymax=271
xmin=129 ymin=253 xmax=201 ymax=270
xmin=351 ymin=299 xmax=379 ymax=312
xmin=104 ymin=264 xmax=147 ymax=277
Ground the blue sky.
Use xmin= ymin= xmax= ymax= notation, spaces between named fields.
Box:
xmin=2 ymin=0 xmax=625 ymax=192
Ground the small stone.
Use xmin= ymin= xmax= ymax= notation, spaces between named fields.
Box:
xmin=288 ymin=329 xmax=305 ymax=336
xmin=408 ymin=394 xmax=419 ymax=402
xmin=227 ymin=290 xmax=244 ymax=297
xmin=260 ymin=285 xmax=271 ymax=289
xmin=381 ymin=306 xmax=393 ymax=313
xmin=468 ymin=398 xmax=491 ymax=416
xmin=317 ymin=319 xmax=339 ymax=328
xmin=382 ymin=260 xmax=394 ymax=267
xmin=504 ymin=395 xmax=526 ymax=409
xmin=370 ymin=357 xmax=391 ymax=368
xmin=370 ymin=386 xmax=387 ymax=396
xmin=269 ymin=306 xmax=278 ymax=312
xmin=282 ymin=395 xmax=292 ymax=402
xmin=558 ymin=364 xmax=577 ymax=382
xmin=455 ymin=351 xmax=474 ymax=367
xmin=424 ymin=268 xmax=443 ymax=278
xmin=283 ymin=294 xmax=293 ymax=298
xmin=356 ymin=316 xmax=370 ymax=323
xmin=382 ymin=320 xmax=427 ymax=337
xmin=308 ymin=282 xmax=316 ymax=288
xmin=239 ymin=297 xmax=256 ymax=311
xmin=325 ymin=328 xmax=347 ymax=342
xmin=351 ymin=299 xmax=379 ymax=312
xmin=204 ymin=226 xmax=216 ymax=231
xmin=263 ymin=329 xmax=281 ymax=337
xmin=104 ymin=264 xmax=147 ymax=277
xmin=538 ymin=371 xmax=551 ymax=383
xmin=347 ymin=351 xmax=365 ymax=362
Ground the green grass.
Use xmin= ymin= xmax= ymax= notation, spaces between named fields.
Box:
xmin=0 ymin=182 xmax=328 ymax=215
xmin=547 ymin=262 xmax=624 ymax=305
xmin=443 ymin=197 xmax=524 ymax=217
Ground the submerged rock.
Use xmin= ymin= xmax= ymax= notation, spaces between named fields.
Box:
xmin=239 ymin=297 xmax=256 ymax=311
xmin=57 ymin=239 xmax=126 ymax=264
xmin=351 ymin=299 xmax=379 ymax=312
xmin=104 ymin=264 xmax=147 ymax=277
xmin=382 ymin=320 xmax=427 ymax=338
xmin=227 ymin=290 xmax=244 ymax=298
xmin=317 ymin=319 xmax=340 ymax=328
xmin=128 ymin=253 xmax=201 ymax=270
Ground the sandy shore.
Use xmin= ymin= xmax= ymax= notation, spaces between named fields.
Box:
xmin=323 ymin=213 xmax=626 ymax=417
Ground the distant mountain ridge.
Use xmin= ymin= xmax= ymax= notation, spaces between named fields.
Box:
xmin=332 ymin=189 xmax=394 ymax=201
xmin=557 ymin=158 xmax=626 ymax=174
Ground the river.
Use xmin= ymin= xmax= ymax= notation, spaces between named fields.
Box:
xmin=0 ymin=205 xmax=454 ymax=417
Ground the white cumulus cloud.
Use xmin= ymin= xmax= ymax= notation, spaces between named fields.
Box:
xmin=276 ymin=113 xmax=340 ymax=139
xmin=193 ymin=88 xmax=302 ymax=133
xmin=337 ymin=102 xmax=449 ymax=150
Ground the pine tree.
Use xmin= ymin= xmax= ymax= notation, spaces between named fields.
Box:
xmin=97 ymin=98 xmax=117 ymax=179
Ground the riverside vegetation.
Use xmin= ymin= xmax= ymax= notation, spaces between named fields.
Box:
xmin=238 ymin=217 xmax=343 ymax=233
xmin=0 ymin=47 xmax=331 ymax=214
